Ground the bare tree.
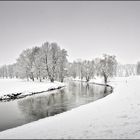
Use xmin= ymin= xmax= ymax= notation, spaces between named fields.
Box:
xmin=99 ymin=54 xmax=117 ymax=84
xmin=83 ymin=60 xmax=95 ymax=82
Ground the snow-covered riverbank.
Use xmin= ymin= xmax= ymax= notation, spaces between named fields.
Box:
xmin=71 ymin=76 xmax=105 ymax=84
xmin=71 ymin=76 xmax=114 ymax=88
xmin=0 ymin=79 xmax=65 ymax=101
xmin=0 ymin=76 xmax=140 ymax=138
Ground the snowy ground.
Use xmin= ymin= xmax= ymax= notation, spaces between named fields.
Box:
xmin=72 ymin=76 xmax=105 ymax=84
xmin=0 ymin=78 xmax=65 ymax=100
xmin=0 ymin=76 xmax=140 ymax=138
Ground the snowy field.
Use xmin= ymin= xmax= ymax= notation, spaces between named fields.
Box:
xmin=0 ymin=76 xmax=140 ymax=138
xmin=0 ymin=78 xmax=65 ymax=100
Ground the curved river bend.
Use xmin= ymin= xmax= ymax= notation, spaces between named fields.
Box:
xmin=0 ymin=81 xmax=113 ymax=132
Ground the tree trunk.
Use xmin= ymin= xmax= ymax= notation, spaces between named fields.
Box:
xmin=86 ymin=76 xmax=90 ymax=82
xmin=30 ymin=72 xmax=34 ymax=81
xmin=61 ymin=78 xmax=64 ymax=83
xmin=50 ymin=78 xmax=54 ymax=82
xmin=32 ymin=77 xmax=34 ymax=81
xmin=38 ymin=71 xmax=42 ymax=82
xmin=103 ymin=72 xmax=107 ymax=84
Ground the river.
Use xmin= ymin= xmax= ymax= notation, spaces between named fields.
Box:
xmin=0 ymin=81 xmax=112 ymax=132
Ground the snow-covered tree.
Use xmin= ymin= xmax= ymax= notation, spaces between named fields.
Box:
xmin=48 ymin=43 xmax=60 ymax=82
xmin=36 ymin=41 xmax=68 ymax=82
xmin=16 ymin=49 xmax=35 ymax=81
xmin=137 ymin=62 xmax=140 ymax=75
xmin=82 ymin=60 xmax=95 ymax=82
xmin=68 ymin=61 xmax=77 ymax=79
xmin=39 ymin=42 xmax=58 ymax=82
xmin=75 ymin=59 xmax=85 ymax=80
xmin=7 ymin=64 xmax=14 ymax=78
xmin=57 ymin=49 xmax=68 ymax=82
xmin=116 ymin=64 xmax=137 ymax=77
xmin=99 ymin=54 xmax=117 ymax=84
xmin=0 ymin=65 xmax=8 ymax=78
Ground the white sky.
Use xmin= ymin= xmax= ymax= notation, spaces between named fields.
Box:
xmin=0 ymin=1 xmax=140 ymax=66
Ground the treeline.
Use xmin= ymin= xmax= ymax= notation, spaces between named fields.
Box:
xmin=117 ymin=64 xmax=137 ymax=77
xmin=0 ymin=64 xmax=17 ymax=79
xmin=0 ymin=41 xmax=68 ymax=82
xmin=68 ymin=54 xmax=117 ymax=83
xmin=0 ymin=40 xmax=118 ymax=84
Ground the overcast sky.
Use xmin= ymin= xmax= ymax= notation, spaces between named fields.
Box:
xmin=0 ymin=1 xmax=140 ymax=66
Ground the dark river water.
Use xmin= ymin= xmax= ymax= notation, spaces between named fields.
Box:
xmin=0 ymin=81 xmax=112 ymax=132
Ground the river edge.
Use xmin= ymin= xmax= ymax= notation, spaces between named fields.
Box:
xmin=0 ymin=78 xmax=113 ymax=102
xmin=0 ymin=80 xmax=66 ymax=102
xmin=72 ymin=78 xmax=114 ymax=91
xmin=0 ymin=79 xmax=112 ymax=133
xmin=0 ymin=85 xmax=66 ymax=102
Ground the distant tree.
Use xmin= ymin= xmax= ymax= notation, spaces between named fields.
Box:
xmin=0 ymin=64 xmax=16 ymax=78
xmin=137 ymin=62 xmax=140 ymax=75
xmin=94 ymin=58 xmax=102 ymax=76
xmin=83 ymin=60 xmax=95 ymax=82
xmin=7 ymin=64 xmax=14 ymax=78
xmin=76 ymin=59 xmax=85 ymax=80
xmin=116 ymin=64 xmax=137 ymax=77
xmin=0 ymin=65 xmax=5 ymax=78
xmin=13 ymin=63 xmax=19 ymax=78
xmin=68 ymin=61 xmax=77 ymax=79
xmin=99 ymin=54 xmax=117 ymax=84
xmin=67 ymin=59 xmax=95 ymax=82
xmin=1 ymin=65 xmax=8 ymax=78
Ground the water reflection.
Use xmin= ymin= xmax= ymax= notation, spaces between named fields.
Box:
xmin=18 ymin=81 xmax=112 ymax=122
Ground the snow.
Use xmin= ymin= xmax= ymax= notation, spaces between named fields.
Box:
xmin=0 ymin=78 xmax=65 ymax=100
xmin=0 ymin=76 xmax=140 ymax=138
xmin=72 ymin=76 xmax=105 ymax=84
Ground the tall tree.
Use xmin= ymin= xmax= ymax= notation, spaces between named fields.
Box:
xmin=57 ymin=49 xmax=68 ymax=82
xmin=49 ymin=43 xmax=60 ymax=82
